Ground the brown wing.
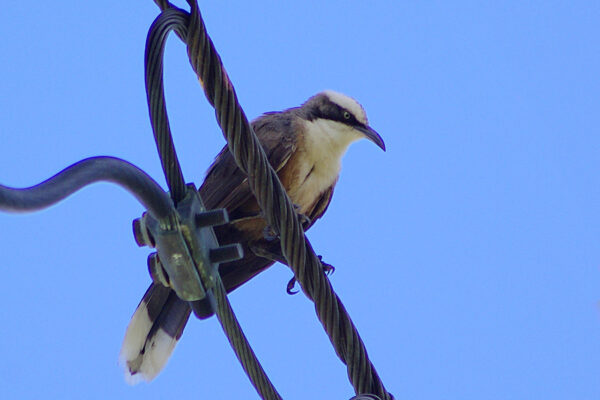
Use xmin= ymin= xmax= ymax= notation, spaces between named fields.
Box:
xmin=198 ymin=113 xmax=299 ymax=292
xmin=199 ymin=114 xmax=297 ymax=219
xmin=303 ymin=184 xmax=335 ymax=230
xmin=216 ymin=184 xmax=336 ymax=292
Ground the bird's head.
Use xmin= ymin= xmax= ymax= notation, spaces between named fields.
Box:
xmin=300 ymin=90 xmax=385 ymax=151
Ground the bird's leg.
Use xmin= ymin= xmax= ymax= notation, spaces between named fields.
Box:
xmin=249 ymin=242 xmax=333 ymax=294
xmin=262 ymin=205 xmax=311 ymax=241
xmin=293 ymin=203 xmax=312 ymax=228
xmin=249 ymin=242 xmax=288 ymax=265
xmin=249 ymin=242 xmax=300 ymax=293
xmin=262 ymin=225 xmax=278 ymax=241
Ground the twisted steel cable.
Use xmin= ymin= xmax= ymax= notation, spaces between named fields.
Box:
xmin=213 ymin=281 xmax=282 ymax=400
xmin=145 ymin=3 xmax=187 ymax=204
xmin=149 ymin=1 xmax=393 ymax=398
xmin=145 ymin=10 xmax=282 ymax=400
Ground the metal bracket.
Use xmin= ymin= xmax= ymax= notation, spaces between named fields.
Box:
xmin=133 ymin=183 xmax=242 ymax=319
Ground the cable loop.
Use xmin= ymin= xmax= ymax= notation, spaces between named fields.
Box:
xmin=145 ymin=9 xmax=282 ymax=399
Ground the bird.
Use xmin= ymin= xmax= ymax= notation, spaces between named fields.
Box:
xmin=119 ymin=90 xmax=385 ymax=383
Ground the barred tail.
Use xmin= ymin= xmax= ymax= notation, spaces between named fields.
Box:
xmin=119 ymin=283 xmax=191 ymax=384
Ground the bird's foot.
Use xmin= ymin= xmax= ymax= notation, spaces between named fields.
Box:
xmin=262 ymin=225 xmax=278 ymax=241
xmin=319 ymin=256 xmax=335 ymax=275
xmin=286 ymin=255 xmax=335 ymax=295
xmin=262 ymin=209 xmax=310 ymax=241
xmin=286 ymin=277 xmax=299 ymax=295
xmin=297 ymin=213 xmax=311 ymax=228
xmin=293 ymin=204 xmax=312 ymax=228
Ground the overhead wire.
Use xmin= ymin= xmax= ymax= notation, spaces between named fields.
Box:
xmin=145 ymin=1 xmax=394 ymax=398
xmin=0 ymin=156 xmax=177 ymax=227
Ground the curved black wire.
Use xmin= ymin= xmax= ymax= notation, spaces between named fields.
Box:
xmin=0 ymin=156 xmax=176 ymax=225
xmin=145 ymin=6 xmax=188 ymax=204
xmin=145 ymin=10 xmax=282 ymax=400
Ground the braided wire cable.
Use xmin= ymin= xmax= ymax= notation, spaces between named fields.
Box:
xmin=145 ymin=4 xmax=187 ymax=203
xmin=213 ymin=281 xmax=282 ymax=400
xmin=148 ymin=1 xmax=393 ymax=398
xmin=182 ymin=2 xmax=393 ymax=398
xmin=145 ymin=10 xmax=282 ymax=400
xmin=153 ymin=0 xmax=173 ymax=11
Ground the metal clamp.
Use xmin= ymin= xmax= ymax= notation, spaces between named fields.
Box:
xmin=133 ymin=183 xmax=242 ymax=319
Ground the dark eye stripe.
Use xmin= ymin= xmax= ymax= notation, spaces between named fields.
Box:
xmin=341 ymin=109 xmax=359 ymax=125
xmin=333 ymin=105 xmax=358 ymax=125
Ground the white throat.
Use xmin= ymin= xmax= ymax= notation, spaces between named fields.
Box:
xmin=286 ymin=118 xmax=360 ymax=213
xmin=303 ymin=118 xmax=361 ymax=164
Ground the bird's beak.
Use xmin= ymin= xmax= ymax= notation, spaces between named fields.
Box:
xmin=356 ymin=125 xmax=386 ymax=151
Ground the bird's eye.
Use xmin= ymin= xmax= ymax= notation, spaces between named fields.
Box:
xmin=343 ymin=111 xmax=351 ymax=120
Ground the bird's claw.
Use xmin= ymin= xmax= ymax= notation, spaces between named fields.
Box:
xmin=298 ymin=213 xmax=311 ymax=227
xmin=318 ymin=255 xmax=335 ymax=275
xmin=286 ymin=255 xmax=335 ymax=295
xmin=293 ymin=204 xmax=311 ymax=228
xmin=286 ymin=278 xmax=299 ymax=295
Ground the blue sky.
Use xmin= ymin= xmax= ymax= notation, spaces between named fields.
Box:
xmin=0 ymin=1 xmax=598 ymax=399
